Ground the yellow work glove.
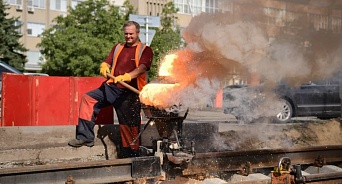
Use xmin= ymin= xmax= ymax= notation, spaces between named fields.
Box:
xmin=114 ymin=73 xmax=131 ymax=83
xmin=100 ymin=62 xmax=110 ymax=78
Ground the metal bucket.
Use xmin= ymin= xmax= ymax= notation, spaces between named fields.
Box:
xmin=141 ymin=105 xmax=188 ymax=138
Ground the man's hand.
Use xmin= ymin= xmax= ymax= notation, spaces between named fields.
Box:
xmin=100 ymin=62 xmax=110 ymax=78
xmin=114 ymin=73 xmax=131 ymax=83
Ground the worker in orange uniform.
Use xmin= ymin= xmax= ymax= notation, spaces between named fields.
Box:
xmin=68 ymin=21 xmax=153 ymax=158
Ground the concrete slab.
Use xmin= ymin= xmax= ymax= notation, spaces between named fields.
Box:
xmin=301 ymin=170 xmax=311 ymax=176
xmin=0 ymin=126 xmax=76 ymax=150
xmin=0 ymin=125 xmax=117 ymax=168
xmin=228 ymin=173 xmax=270 ymax=183
xmin=0 ymin=110 xmax=225 ymax=168
xmin=304 ymin=165 xmax=342 ymax=174
xmin=185 ymin=108 xmax=236 ymax=123
xmin=0 ymin=108 xmax=291 ymax=168
xmin=202 ymin=178 xmax=228 ymax=184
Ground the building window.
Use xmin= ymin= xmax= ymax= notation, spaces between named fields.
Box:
xmin=26 ymin=51 xmax=44 ymax=71
xmin=71 ymin=0 xmax=85 ymax=9
xmin=263 ymin=7 xmax=285 ymax=26
xmin=205 ymin=0 xmax=219 ymax=13
xmin=27 ymin=0 xmax=45 ymax=8
xmin=192 ymin=0 xmax=202 ymax=14
xmin=27 ymin=51 xmax=40 ymax=64
xmin=146 ymin=1 xmax=163 ymax=16
xmin=174 ymin=0 xmax=184 ymax=13
xmin=175 ymin=0 xmax=221 ymax=15
xmin=50 ymin=0 xmax=67 ymax=11
xmin=4 ymin=0 xmax=22 ymax=5
xmin=27 ymin=22 xmax=45 ymax=37
xmin=14 ymin=21 xmax=22 ymax=34
xmin=31 ymin=0 xmax=45 ymax=8
xmin=174 ymin=0 xmax=196 ymax=15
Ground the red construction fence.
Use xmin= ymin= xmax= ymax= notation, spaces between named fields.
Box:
xmin=1 ymin=73 xmax=114 ymax=126
xmin=0 ymin=72 xmax=235 ymax=126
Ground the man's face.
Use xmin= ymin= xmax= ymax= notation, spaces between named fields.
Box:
xmin=124 ymin=24 xmax=139 ymax=46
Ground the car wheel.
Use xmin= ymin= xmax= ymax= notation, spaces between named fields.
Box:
xmin=276 ymin=100 xmax=293 ymax=122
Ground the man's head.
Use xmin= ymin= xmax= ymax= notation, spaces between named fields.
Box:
xmin=123 ymin=21 xmax=140 ymax=46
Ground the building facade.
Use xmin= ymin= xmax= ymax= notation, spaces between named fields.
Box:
xmin=128 ymin=0 xmax=231 ymax=28
xmin=4 ymin=0 xmax=342 ymax=73
xmin=4 ymin=0 xmax=225 ymax=71
xmin=4 ymin=0 xmax=125 ymax=71
xmin=6 ymin=0 xmax=76 ymax=70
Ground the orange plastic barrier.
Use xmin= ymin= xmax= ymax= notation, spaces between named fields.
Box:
xmin=1 ymin=73 xmax=114 ymax=126
xmin=214 ymin=89 xmax=223 ymax=108
xmin=248 ymin=72 xmax=261 ymax=85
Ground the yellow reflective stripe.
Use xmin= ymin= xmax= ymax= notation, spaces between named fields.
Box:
xmin=109 ymin=42 xmax=147 ymax=90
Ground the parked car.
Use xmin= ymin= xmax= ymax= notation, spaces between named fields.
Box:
xmin=23 ymin=72 xmax=49 ymax=76
xmin=223 ymin=75 xmax=341 ymax=123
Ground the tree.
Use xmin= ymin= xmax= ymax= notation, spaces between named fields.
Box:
xmin=149 ymin=2 xmax=183 ymax=80
xmin=122 ymin=0 xmax=136 ymax=21
xmin=38 ymin=0 xmax=182 ymax=78
xmin=38 ymin=0 xmax=128 ymax=76
xmin=0 ymin=0 xmax=27 ymax=70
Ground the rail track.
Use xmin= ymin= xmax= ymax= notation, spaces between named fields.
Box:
xmin=1 ymin=145 xmax=342 ymax=183
xmin=184 ymin=145 xmax=342 ymax=175
xmin=182 ymin=145 xmax=342 ymax=183
xmin=0 ymin=156 xmax=161 ymax=184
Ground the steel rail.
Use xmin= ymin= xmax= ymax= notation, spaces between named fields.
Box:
xmin=182 ymin=145 xmax=342 ymax=176
xmin=1 ymin=146 xmax=342 ymax=183
xmin=0 ymin=156 xmax=161 ymax=184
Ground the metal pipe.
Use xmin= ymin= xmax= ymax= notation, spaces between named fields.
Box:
xmin=294 ymin=164 xmax=305 ymax=184
xmin=173 ymin=129 xmax=181 ymax=148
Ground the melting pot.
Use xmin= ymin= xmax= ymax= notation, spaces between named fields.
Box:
xmin=141 ymin=105 xmax=188 ymax=138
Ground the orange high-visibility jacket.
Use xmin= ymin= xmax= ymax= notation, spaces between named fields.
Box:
xmin=109 ymin=42 xmax=147 ymax=91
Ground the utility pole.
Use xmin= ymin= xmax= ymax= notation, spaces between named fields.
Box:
xmin=129 ymin=14 xmax=160 ymax=46
xmin=145 ymin=16 xmax=149 ymax=46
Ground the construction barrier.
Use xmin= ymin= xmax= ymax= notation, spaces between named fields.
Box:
xmin=214 ymin=89 xmax=223 ymax=108
xmin=1 ymin=73 xmax=114 ymax=126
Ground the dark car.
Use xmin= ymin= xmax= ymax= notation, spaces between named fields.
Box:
xmin=223 ymin=75 xmax=341 ymax=123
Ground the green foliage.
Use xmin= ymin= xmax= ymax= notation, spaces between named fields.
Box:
xmin=123 ymin=0 xmax=137 ymax=21
xmin=38 ymin=0 xmax=126 ymax=76
xmin=0 ymin=0 xmax=28 ymax=70
xmin=149 ymin=2 xmax=183 ymax=80
xmin=38 ymin=0 xmax=183 ymax=78
xmin=160 ymin=1 xmax=179 ymax=31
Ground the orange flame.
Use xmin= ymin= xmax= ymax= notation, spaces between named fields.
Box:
xmin=140 ymin=50 xmax=194 ymax=108
xmin=140 ymin=49 xmax=226 ymax=109
xmin=158 ymin=54 xmax=177 ymax=76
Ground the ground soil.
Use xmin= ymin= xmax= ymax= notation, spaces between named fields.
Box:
xmin=2 ymin=117 xmax=341 ymax=184
xmin=220 ymin=119 xmax=342 ymax=151
xmin=159 ymin=119 xmax=342 ymax=184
